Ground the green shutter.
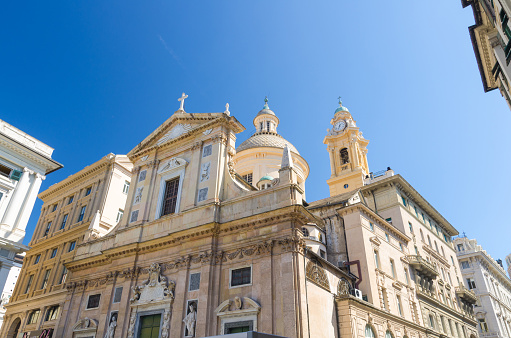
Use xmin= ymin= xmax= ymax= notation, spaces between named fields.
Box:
xmin=10 ymin=169 xmax=22 ymax=181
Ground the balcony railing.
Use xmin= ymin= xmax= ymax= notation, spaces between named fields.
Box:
xmin=455 ymin=285 xmax=477 ymax=304
xmin=406 ymin=255 xmax=439 ymax=278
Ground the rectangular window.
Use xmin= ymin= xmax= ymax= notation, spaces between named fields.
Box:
xmin=381 ymin=288 xmax=388 ymax=310
xmin=25 ymin=275 xmax=34 ymax=294
xmin=374 ymin=251 xmax=380 ymax=269
xmin=479 ymin=319 xmax=489 ymax=332
xmin=86 ymin=294 xmax=101 ymax=309
xmin=399 ymin=243 xmax=403 ymax=251
xmin=68 ymin=196 xmax=74 ymax=204
xmin=385 ymin=233 xmax=390 ymax=242
xmin=116 ymin=209 xmax=124 ymax=223
xmin=401 ymin=196 xmax=407 ymax=206
xmin=231 ymin=266 xmax=252 ymax=287
xmin=396 ymin=295 xmax=403 ymax=316
xmin=123 ymin=180 xmax=130 ymax=194
xmin=369 ymin=222 xmax=374 ymax=231
xmin=68 ymin=241 xmax=76 ymax=252
xmin=429 ymin=314 xmax=435 ymax=329
xmin=408 ymin=222 xmax=413 ymax=233
xmin=41 ymin=269 xmax=51 ymax=289
xmin=467 ymin=278 xmax=476 ymax=289
xmin=189 ymin=273 xmax=201 ymax=291
xmin=45 ymin=305 xmax=59 ymax=321
xmin=34 ymin=254 xmax=40 ymax=264
xmin=78 ymin=205 xmax=86 ymax=222
xmin=161 ymin=177 xmax=180 ymax=216
xmin=85 ymin=187 xmax=92 ymax=196
xmin=266 ymin=121 xmax=271 ymax=131
xmin=404 ymin=268 xmax=409 ymax=285
xmin=457 ymin=244 xmax=464 ymax=252
xmin=241 ymin=173 xmax=253 ymax=185
xmin=130 ymin=210 xmax=139 ymax=223
xmin=52 ymin=204 xmax=58 ymax=212
xmin=27 ymin=309 xmax=40 ymax=324
xmin=50 ymin=248 xmax=58 ymax=258
xmin=390 ymin=259 xmax=396 ymax=278
xmin=113 ymin=287 xmax=123 ymax=303
xmin=461 ymin=261 xmax=470 ymax=269
xmin=44 ymin=222 xmax=52 ymax=236
xmin=59 ymin=267 xmax=68 ymax=284
xmin=60 ymin=214 xmax=68 ymax=230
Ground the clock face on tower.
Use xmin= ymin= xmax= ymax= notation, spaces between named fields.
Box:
xmin=333 ymin=120 xmax=346 ymax=131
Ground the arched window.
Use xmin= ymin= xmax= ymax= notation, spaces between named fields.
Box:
xmin=340 ymin=148 xmax=349 ymax=164
xmin=385 ymin=330 xmax=394 ymax=338
xmin=365 ymin=325 xmax=375 ymax=338
xmin=302 ymin=227 xmax=309 ymax=237
xmin=427 ymin=235 xmax=432 ymax=247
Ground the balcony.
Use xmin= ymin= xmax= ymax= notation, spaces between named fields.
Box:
xmin=406 ymin=255 xmax=439 ymax=279
xmin=455 ymin=285 xmax=477 ymax=304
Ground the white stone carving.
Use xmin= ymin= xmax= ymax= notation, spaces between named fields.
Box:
xmin=234 ymin=296 xmax=242 ymax=310
xmin=183 ymin=302 xmax=197 ymax=337
xmin=104 ymin=314 xmax=117 ymax=338
xmin=225 ymin=103 xmax=230 ymax=116
xmin=203 ymin=129 xmax=213 ymax=135
xmin=134 ymin=187 xmax=143 ymax=205
xmin=127 ymin=312 xmax=136 ymax=338
xmin=198 ymin=188 xmax=208 ymax=202
xmin=130 ymin=263 xmax=175 ymax=304
xmin=200 ymin=162 xmax=210 ymax=182
xmin=141 ymin=155 xmax=149 ymax=161
xmin=158 ymin=157 xmax=188 ymax=175
xmin=178 ymin=92 xmax=188 ymax=111
xmin=215 ymin=297 xmax=261 ymax=315
xmin=73 ymin=317 xmax=98 ymax=335
xmin=157 ymin=124 xmax=193 ymax=145
xmin=162 ymin=309 xmax=171 ymax=338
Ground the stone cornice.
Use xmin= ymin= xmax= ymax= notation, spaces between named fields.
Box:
xmin=458 ymin=250 xmax=511 ymax=289
xmin=337 ymin=203 xmax=410 ymax=242
xmin=416 ymin=289 xmax=478 ymax=325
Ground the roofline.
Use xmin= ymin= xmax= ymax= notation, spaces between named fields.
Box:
xmin=361 ymin=174 xmax=458 ymax=236
xmin=0 ymin=133 xmax=63 ymax=174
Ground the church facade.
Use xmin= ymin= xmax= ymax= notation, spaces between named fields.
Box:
xmin=1 ymin=96 xmax=479 ymax=338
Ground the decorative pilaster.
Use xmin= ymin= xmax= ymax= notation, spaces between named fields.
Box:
xmin=328 ymin=147 xmax=336 ymax=177
xmin=15 ymin=173 xmax=45 ymax=233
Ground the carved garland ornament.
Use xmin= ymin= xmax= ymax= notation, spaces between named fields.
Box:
xmin=306 ymin=259 xmax=330 ymax=291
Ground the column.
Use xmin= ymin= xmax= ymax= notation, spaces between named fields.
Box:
xmin=0 ymin=262 xmax=14 ymax=297
xmin=328 ymin=148 xmax=336 ymax=177
xmin=15 ymin=173 xmax=45 ymax=233
xmin=1 ymin=168 xmax=32 ymax=227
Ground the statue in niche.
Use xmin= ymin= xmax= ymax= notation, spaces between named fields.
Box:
xmin=234 ymin=296 xmax=243 ymax=310
xmin=340 ymin=148 xmax=350 ymax=165
xmin=104 ymin=313 xmax=117 ymax=338
xmin=183 ymin=301 xmax=197 ymax=337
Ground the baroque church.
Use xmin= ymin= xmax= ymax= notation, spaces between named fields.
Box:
xmin=1 ymin=95 xmax=479 ymax=338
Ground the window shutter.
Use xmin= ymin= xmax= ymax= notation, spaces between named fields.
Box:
xmin=10 ymin=169 xmax=22 ymax=181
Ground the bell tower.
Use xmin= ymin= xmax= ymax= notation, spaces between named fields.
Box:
xmin=324 ymin=99 xmax=369 ymax=196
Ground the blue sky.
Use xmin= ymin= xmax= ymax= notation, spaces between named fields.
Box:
xmin=2 ymin=2 xmax=510 ymax=264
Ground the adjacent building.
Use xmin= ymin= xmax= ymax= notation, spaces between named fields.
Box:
xmin=0 ymin=119 xmax=62 ymax=329
xmin=1 ymin=97 xmax=480 ymax=338
xmin=461 ymin=0 xmax=511 ymax=109
xmin=455 ymin=236 xmax=511 ymax=337
xmin=2 ymin=153 xmax=132 ymax=338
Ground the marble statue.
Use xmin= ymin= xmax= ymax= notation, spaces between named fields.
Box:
xmin=178 ymin=92 xmax=188 ymax=111
xmin=104 ymin=315 xmax=117 ymax=338
xmin=183 ymin=303 xmax=197 ymax=337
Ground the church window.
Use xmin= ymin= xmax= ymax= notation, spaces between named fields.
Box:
xmin=86 ymin=294 xmax=101 ymax=309
xmin=113 ymin=287 xmax=123 ymax=303
xmin=50 ymin=248 xmax=58 ymax=258
xmin=139 ymin=313 xmax=161 ymax=337
xmin=34 ymin=255 xmax=40 ymax=264
xmin=27 ymin=309 xmax=40 ymax=324
xmin=241 ymin=173 xmax=253 ymax=185
xmin=189 ymin=273 xmax=201 ymax=291
xmin=24 ymin=275 xmax=33 ymax=294
xmin=52 ymin=204 xmax=58 ymax=212
xmin=340 ymin=148 xmax=349 ymax=164
xmin=301 ymin=227 xmax=309 ymax=237
xmin=230 ymin=266 xmax=252 ymax=287
xmin=266 ymin=121 xmax=271 ymax=131
xmin=260 ymin=122 xmax=263 ymax=131
xmin=78 ymin=205 xmax=86 ymax=222
xmin=60 ymin=214 xmax=68 ymax=230
xmin=40 ymin=269 xmax=51 ymax=289
xmin=123 ymin=180 xmax=130 ymax=194
xmin=365 ymin=325 xmax=376 ymax=338
xmin=45 ymin=305 xmax=59 ymax=321
xmin=85 ymin=186 xmax=92 ymax=196
xmin=68 ymin=195 xmax=74 ymax=204
xmin=161 ymin=177 xmax=180 ymax=216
